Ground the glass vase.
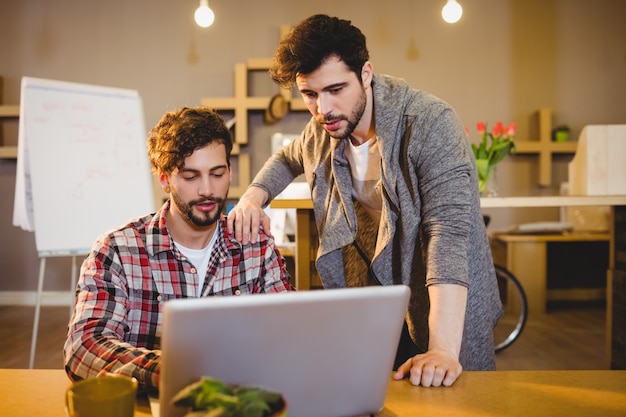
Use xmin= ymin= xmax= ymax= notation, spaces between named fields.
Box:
xmin=481 ymin=166 xmax=499 ymax=197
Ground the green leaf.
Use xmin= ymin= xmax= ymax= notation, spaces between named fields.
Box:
xmin=172 ymin=377 xmax=284 ymax=417
xmin=171 ymin=380 xmax=208 ymax=408
xmin=491 ymin=142 xmax=514 ymax=165
xmin=471 ymin=143 xmax=479 ymax=158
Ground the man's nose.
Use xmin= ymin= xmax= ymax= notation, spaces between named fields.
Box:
xmin=316 ymin=94 xmax=332 ymax=116
xmin=198 ymin=176 xmax=213 ymax=196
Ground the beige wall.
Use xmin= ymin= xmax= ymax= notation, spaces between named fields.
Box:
xmin=1 ymin=0 xmax=625 ymax=298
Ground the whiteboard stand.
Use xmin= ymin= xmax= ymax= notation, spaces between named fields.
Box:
xmin=29 ymin=255 xmax=80 ymax=369
xmin=14 ymin=77 xmax=154 ymax=368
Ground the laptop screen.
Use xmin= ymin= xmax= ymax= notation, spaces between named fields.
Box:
xmin=159 ymin=285 xmax=410 ymax=417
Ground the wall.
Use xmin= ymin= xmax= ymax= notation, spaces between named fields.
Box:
xmin=1 ymin=0 xmax=625 ymax=301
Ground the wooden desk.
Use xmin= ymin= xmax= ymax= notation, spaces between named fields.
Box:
xmin=2 ymin=369 xmax=625 ymax=417
xmin=0 ymin=369 xmax=153 ymax=417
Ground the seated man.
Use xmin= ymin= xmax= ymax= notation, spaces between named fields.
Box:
xmin=64 ymin=106 xmax=293 ymax=391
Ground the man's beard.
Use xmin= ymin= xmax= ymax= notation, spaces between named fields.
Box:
xmin=172 ymin=192 xmax=226 ymax=227
xmin=321 ymin=87 xmax=367 ymax=140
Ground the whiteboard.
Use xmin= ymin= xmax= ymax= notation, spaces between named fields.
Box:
xmin=13 ymin=77 xmax=155 ymax=256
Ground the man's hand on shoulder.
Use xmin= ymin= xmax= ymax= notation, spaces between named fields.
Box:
xmin=227 ymin=187 xmax=271 ymax=245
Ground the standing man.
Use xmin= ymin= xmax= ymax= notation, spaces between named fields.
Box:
xmin=228 ymin=14 xmax=502 ymax=387
xmin=65 ymin=107 xmax=293 ymax=391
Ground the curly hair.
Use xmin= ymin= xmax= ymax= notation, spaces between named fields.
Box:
xmin=146 ymin=106 xmax=232 ymax=175
xmin=269 ymin=14 xmax=369 ymax=89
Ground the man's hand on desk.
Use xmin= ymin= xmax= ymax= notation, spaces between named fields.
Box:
xmin=393 ymin=349 xmax=463 ymax=387
xmin=227 ymin=187 xmax=271 ymax=244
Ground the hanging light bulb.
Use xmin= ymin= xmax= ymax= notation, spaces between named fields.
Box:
xmin=194 ymin=0 xmax=215 ymax=28
xmin=442 ymin=0 xmax=463 ymax=24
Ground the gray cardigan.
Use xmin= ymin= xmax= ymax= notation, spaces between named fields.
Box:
xmin=252 ymin=74 xmax=503 ymax=370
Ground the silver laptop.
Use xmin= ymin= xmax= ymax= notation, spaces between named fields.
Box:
xmin=159 ymin=285 xmax=410 ymax=417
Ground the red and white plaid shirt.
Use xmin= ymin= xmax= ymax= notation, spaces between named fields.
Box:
xmin=64 ymin=201 xmax=293 ymax=391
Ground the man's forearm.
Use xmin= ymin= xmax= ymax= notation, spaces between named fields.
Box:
xmin=250 ymin=152 xmax=300 ymax=202
xmin=427 ymin=283 xmax=468 ymax=357
xmin=239 ymin=185 xmax=270 ymax=207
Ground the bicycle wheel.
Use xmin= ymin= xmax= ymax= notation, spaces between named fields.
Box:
xmin=493 ymin=264 xmax=528 ymax=352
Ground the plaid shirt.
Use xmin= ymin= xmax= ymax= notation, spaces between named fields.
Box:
xmin=64 ymin=201 xmax=293 ymax=391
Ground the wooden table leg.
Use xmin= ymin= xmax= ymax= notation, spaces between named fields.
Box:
xmin=505 ymin=241 xmax=548 ymax=316
xmin=295 ymin=208 xmax=311 ymax=290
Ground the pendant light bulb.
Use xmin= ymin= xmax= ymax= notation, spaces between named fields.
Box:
xmin=442 ymin=0 xmax=463 ymax=24
xmin=194 ymin=0 xmax=215 ymax=28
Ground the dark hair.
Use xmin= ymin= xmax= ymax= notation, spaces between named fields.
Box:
xmin=147 ymin=106 xmax=232 ymax=175
xmin=269 ymin=14 xmax=369 ymax=88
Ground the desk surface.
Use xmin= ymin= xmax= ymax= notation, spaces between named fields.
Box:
xmin=492 ymin=231 xmax=610 ymax=243
xmin=2 ymin=369 xmax=625 ymax=417
xmin=271 ymin=195 xmax=626 ymax=209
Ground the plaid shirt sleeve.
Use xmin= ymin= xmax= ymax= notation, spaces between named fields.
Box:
xmin=63 ymin=231 xmax=162 ymax=392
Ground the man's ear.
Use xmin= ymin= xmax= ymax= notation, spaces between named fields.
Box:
xmin=361 ymin=61 xmax=374 ymax=88
xmin=159 ymin=172 xmax=170 ymax=191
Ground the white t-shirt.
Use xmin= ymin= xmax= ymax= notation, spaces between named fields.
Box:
xmin=344 ymin=136 xmax=383 ymax=225
xmin=173 ymin=228 xmax=218 ymax=297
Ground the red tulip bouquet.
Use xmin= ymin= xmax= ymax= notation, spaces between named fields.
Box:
xmin=467 ymin=121 xmax=517 ymax=195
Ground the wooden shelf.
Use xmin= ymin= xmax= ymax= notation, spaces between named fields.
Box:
xmin=0 ymin=104 xmax=19 ymax=117
xmin=511 ymin=108 xmax=576 ymax=187
xmin=201 ymin=60 xmax=276 ymax=198
xmin=0 ymin=146 xmax=17 ymax=158
xmin=201 ymin=50 xmax=308 ymax=198
xmin=0 ymin=103 xmax=20 ymax=160
xmin=289 ymin=98 xmax=307 ymax=111
xmin=514 ymin=141 xmax=578 ymax=153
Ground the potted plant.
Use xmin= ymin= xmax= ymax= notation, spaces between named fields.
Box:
xmin=467 ymin=121 xmax=516 ymax=197
xmin=171 ymin=376 xmax=287 ymax=417
xmin=552 ymin=125 xmax=570 ymax=142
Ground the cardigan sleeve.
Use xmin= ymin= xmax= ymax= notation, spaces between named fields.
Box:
xmin=413 ymin=105 xmax=477 ymax=287
xmin=250 ymin=131 xmax=307 ymax=203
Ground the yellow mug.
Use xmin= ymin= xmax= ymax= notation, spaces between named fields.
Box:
xmin=65 ymin=375 xmax=138 ymax=417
